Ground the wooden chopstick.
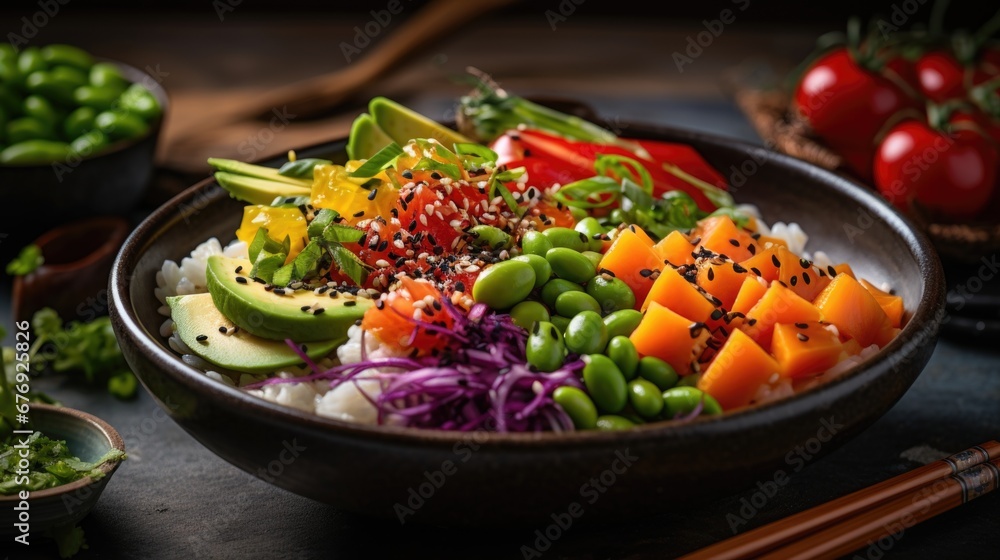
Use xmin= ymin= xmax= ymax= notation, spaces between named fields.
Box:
xmin=679 ymin=440 xmax=1000 ymax=560
xmin=759 ymin=456 xmax=1000 ymax=560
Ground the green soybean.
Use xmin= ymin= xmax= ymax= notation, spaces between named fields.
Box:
xmin=63 ymin=106 xmax=97 ymax=139
xmin=70 ymin=129 xmax=108 ymax=156
xmin=511 ymin=254 xmax=551 ymax=289
xmin=0 ymin=84 xmax=22 ymax=116
xmin=23 ymin=96 xmax=57 ymax=127
xmin=0 ymin=140 xmax=71 ymax=165
xmin=583 ymin=354 xmax=627 ymax=413
xmin=565 ymin=311 xmax=608 ymax=355
xmin=468 ymin=224 xmax=511 ymax=250
xmin=89 ymin=62 xmax=129 ymax=90
xmin=554 ymin=290 xmax=601 ymax=317
xmin=606 ymin=336 xmax=639 ymax=380
xmin=550 ymin=315 xmax=571 ymax=334
xmin=546 ymin=247 xmax=596 ymax=283
xmin=0 ymin=60 xmax=20 ymax=89
xmin=662 ymin=386 xmax=723 ymax=419
xmin=542 ymin=227 xmax=590 ymax=252
xmin=521 ymin=230 xmax=553 ymax=257
xmin=6 ymin=117 xmax=53 ymax=143
xmin=73 ymin=85 xmax=121 ymax=111
xmin=510 ymin=301 xmax=550 ymax=331
xmin=553 ymin=386 xmax=598 ymax=429
xmin=118 ymin=84 xmax=161 ymax=120
xmin=574 ymin=217 xmax=606 ymax=252
xmin=595 ymin=415 xmax=635 ymax=430
xmin=637 ymin=356 xmax=678 ymax=391
xmin=540 ymin=278 xmax=583 ymax=308
xmin=472 ymin=259 xmax=535 ymax=310
xmin=25 ymin=70 xmax=81 ymax=104
xmin=568 ymin=206 xmax=588 ymax=221
xmin=527 ymin=321 xmax=565 ymax=372
xmin=603 ymin=309 xmax=643 ymax=339
xmin=585 ymin=275 xmax=636 ymax=315
xmin=678 ymin=373 xmax=703 ymax=388
xmin=41 ymin=44 xmax=93 ymax=70
xmin=580 ymin=251 xmax=603 ymax=271
xmin=628 ymin=378 xmax=664 ymax=418
xmin=17 ymin=48 xmax=47 ymax=78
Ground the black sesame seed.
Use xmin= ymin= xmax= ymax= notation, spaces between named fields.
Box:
xmin=748 ymin=244 xmax=756 ymax=255
xmin=402 ymin=170 xmax=413 ymax=179
xmin=218 ymin=326 xmax=227 ymax=333
xmin=235 ymin=266 xmax=243 ymax=273
xmin=314 ymin=308 xmax=326 ymax=315
xmin=344 ymin=301 xmax=357 ymax=307
xmin=378 ymin=240 xmax=389 ymax=251
xmin=748 ymin=318 xmax=758 ymax=326
xmin=803 ymin=272 xmax=811 ymax=285
xmin=795 ymin=322 xmax=808 ymax=329
xmin=368 ymin=189 xmax=378 ymax=201
xmin=729 ymin=238 xmax=740 ymax=247
xmin=236 ymin=276 xmax=248 ymax=284
xmin=301 ymin=305 xmax=312 ymax=311
xmin=797 ymin=333 xmax=810 ymax=342
xmin=707 ymin=268 xmax=715 ymax=281
xmin=274 ymin=288 xmax=286 ymax=295
xmin=690 ymin=236 xmax=702 ymax=245
xmin=828 ymin=265 xmax=838 ymax=277
xmin=800 ymin=258 xmax=811 ymax=269
xmin=733 ymin=263 xmax=747 ymax=274
xmin=771 ymin=254 xmax=781 ymax=268
xmin=196 ymin=334 xmax=208 ymax=342
xmin=375 ymin=300 xmax=385 ymax=310
xmin=710 ymin=309 xmax=724 ymax=320
xmin=253 ymin=276 xmax=266 ymax=284
xmin=751 ymin=267 xmax=762 ymax=276
xmin=639 ymin=269 xmax=653 ymax=278
xmin=431 ymin=172 xmax=442 ymax=180
xmin=353 ymin=210 xmax=365 ymax=217
xmin=790 ymin=276 xmax=798 ymax=286
xmin=688 ymin=323 xmax=705 ymax=338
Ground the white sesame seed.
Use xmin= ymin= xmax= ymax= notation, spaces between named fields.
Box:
xmin=412 ymin=300 xmax=427 ymax=309
xmin=375 ymin=259 xmax=391 ymax=268
xmin=465 ymin=265 xmax=480 ymax=273
xmin=449 ymin=219 xmax=463 ymax=228
xmin=393 ymin=239 xmax=405 ymax=249
xmin=419 ymin=215 xmax=428 ymax=226
xmin=425 ymin=204 xmax=435 ymax=215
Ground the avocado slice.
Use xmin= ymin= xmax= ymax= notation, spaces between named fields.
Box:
xmin=208 ymin=158 xmax=312 ymax=188
xmin=167 ymin=293 xmax=342 ymax=374
xmin=206 ymin=255 xmax=372 ymax=342
xmin=369 ymin=97 xmax=471 ymax=149
xmin=214 ymin=172 xmax=312 ymax=206
xmin=347 ymin=113 xmax=394 ymax=160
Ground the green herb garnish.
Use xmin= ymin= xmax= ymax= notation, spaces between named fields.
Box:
xmin=6 ymin=244 xmax=44 ymax=276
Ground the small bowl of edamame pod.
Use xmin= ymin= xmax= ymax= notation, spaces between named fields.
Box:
xmin=0 ymin=44 xmax=167 ymax=243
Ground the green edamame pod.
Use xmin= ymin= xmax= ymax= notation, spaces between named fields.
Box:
xmin=546 ymin=247 xmax=597 ymax=284
xmin=540 ymin=278 xmax=584 ymax=308
xmin=63 ymin=106 xmax=97 ymax=139
xmin=564 ymin=311 xmax=608 ymax=355
xmin=595 ymin=415 xmax=635 ymax=430
xmin=542 ymin=227 xmax=590 ymax=252
xmin=6 ymin=117 xmax=54 ymax=144
xmin=662 ymin=386 xmax=723 ymax=419
xmin=678 ymin=373 xmax=703 ymax=388
xmin=628 ymin=378 xmax=664 ymax=418
xmin=118 ymin=84 xmax=161 ymax=120
xmin=606 ymin=336 xmax=639 ymax=380
xmin=520 ymin=230 xmax=553 ymax=257
xmin=73 ymin=85 xmax=122 ymax=111
xmin=17 ymin=47 xmax=47 ymax=78
xmin=95 ymin=110 xmax=149 ymax=140
xmin=0 ymin=58 xmax=20 ymax=85
xmin=25 ymin=70 xmax=83 ymax=104
xmin=637 ymin=356 xmax=678 ymax=391
xmin=89 ymin=62 xmax=129 ymax=90
xmin=70 ymin=129 xmax=108 ymax=156
xmin=468 ymin=224 xmax=511 ymax=250
xmin=585 ymin=275 xmax=636 ymax=315
xmin=23 ymin=96 xmax=57 ymax=127
xmin=554 ymin=290 xmax=602 ymax=317
xmin=511 ymin=254 xmax=551 ymax=289
xmin=40 ymin=44 xmax=94 ymax=70
xmin=603 ymin=309 xmax=643 ymax=339
xmin=580 ymin=251 xmax=603 ymax=271
xmin=582 ymin=354 xmax=627 ymax=413
xmin=472 ymin=259 xmax=535 ymax=310
xmin=553 ymin=386 xmax=597 ymax=430
xmin=527 ymin=321 xmax=565 ymax=373
xmin=574 ymin=217 xmax=606 ymax=252
xmin=0 ymin=140 xmax=72 ymax=165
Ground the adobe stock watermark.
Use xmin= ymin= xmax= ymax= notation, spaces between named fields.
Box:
xmin=520 ymin=448 xmax=638 ymax=559
xmin=235 ymin=106 xmax=296 ymax=161
xmin=6 ymin=0 xmax=71 ymax=53
xmin=340 ymin=0 xmax=415 ymax=63
xmin=726 ymin=416 xmax=843 ymax=533
xmin=672 ymin=0 xmax=750 ymax=73
xmin=947 ymin=254 xmax=1000 ymax=312
xmin=255 ymin=439 xmax=307 ymax=483
xmin=545 ymin=0 xmax=586 ymax=31
xmin=874 ymin=0 xmax=932 ymax=39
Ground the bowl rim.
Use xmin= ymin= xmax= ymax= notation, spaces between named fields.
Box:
xmin=110 ymin=122 xmax=946 ymax=449
xmin=0 ymin=403 xmax=126 ymax=501
xmin=0 ymin=59 xmax=168 ymax=169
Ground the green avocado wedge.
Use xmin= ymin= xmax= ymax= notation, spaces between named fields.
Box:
xmin=369 ymin=96 xmax=471 ymax=149
xmin=167 ymin=293 xmax=342 ymax=374
xmin=206 ymin=255 xmax=371 ymax=342
xmin=208 ymin=158 xmax=312 ymax=187
xmin=214 ymin=172 xmax=312 ymax=206
xmin=347 ymin=113 xmax=394 ymax=160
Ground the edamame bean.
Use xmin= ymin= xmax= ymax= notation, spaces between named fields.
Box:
xmin=6 ymin=117 xmax=53 ymax=143
xmin=73 ymin=85 xmax=121 ymax=111
xmin=583 ymin=354 xmax=627 ymax=413
xmin=678 ymin=373 xmax=702 ymax=388
xmin=521 ymin=230 xmax=553 ymax=257
xmin=468 ymin=224 xmax=511 ymax=249
xmin=595 ymin=415 xmax=635 ymax=430
xmin=70 ymin=129 xmax=108 ymax=156
xmin=527 ymin=321 xmax=565 ymax=373
xmin=585 ymin=275 xmax=636 ymax=314
xmin=565 ymin=311 xmax=608 ymax=355
xmin=542 ymin=227 xmax=589 ymax=252
xmin=118 ymin=84 xmax=161 ymax=120
xmin=41 ymin=44 xmax=94 ymax=70
xmin=25 ymin=70 xmax=80 ymax=104
xmin=550 ymin=315 xmax=571 ymax=333
xmin=568 ymin=206 xmax=588 ymax=221
xmin=608 ymin=208 xmax=627 ymax=225
xmin=553 ymin=386 xmax=597 ymax=430
xmin=662 ymin=386 xmax=723 ymax=419
xmin=581 ymin=251 xmax=603 ymax=271
xmin=628 ymin=378 xmax=664 ymax=418
xmin=554 ymin=290 xmax=601 ymax=317
xmin=0 ymin=59 xmax=20 ymax=85
xmin=540 ymin=278 xmax=583 ymax=307
xmin=17 ymin=48 xmax=47 ymax=78
xmin=63 ymin=106 xmax=96 ymax=139
xmin=637 ymin=356 xmax=678 ymax=391
xmin=0 ymin=140 xmax=71 ymax=165
xmin=546 ymin=247 xmax=596 ymax=283
xmin=574 ymin=217 xmax=606 ymax=252
xmin=512 ymin=254 xmax=551 ymax=289
xmin=95 ymin=110 xmax=149 ymax=139
xmin=23 ymin=96 xmax=57 ymax=127
xmin=510 ymin=301 xmax=550 ymax=331
xmin=603 ymin=309 xmax=643 ymax=339
xmin=0 ymin=84 xmax=21 ymax=116
xmin=89 ymin=62 xmax=129 ymax=90
xmin=472 ymin=259 xmax=535 ymax=310
xmin=606 ymin=336 xmax=639 ymax=380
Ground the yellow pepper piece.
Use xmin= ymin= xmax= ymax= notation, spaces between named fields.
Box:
xmin=311 ymin=163 xmax=397 ymax=225
xmin=235 ymin=206 xmax=308 ymax=263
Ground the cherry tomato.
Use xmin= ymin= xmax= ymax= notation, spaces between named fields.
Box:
xmin=795 ymin=48 xmax=921 ymax=180
xmin=881 ymin=54 xmax=922 ymax=95
xmin=874 ymin=119 xmax=998 ymax=220
xmin=914 ymin=51 xmax=994 ymax=103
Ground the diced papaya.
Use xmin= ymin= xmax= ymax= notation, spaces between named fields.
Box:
xmin=742 ymin=281 xmax=823 ymax=350
xmin=692 ymin=216 xmax=760 ymax=262
xmin=653 ymin=230 xmax=696 ymax=266
xmin=625 ymin=224 xmax=656 ymax=247
xmin=841 ymin=338 xmax=863 ymax=356
xmin=697 ymin=259 xmax=749 ymax=310
xmin=772 ymin=322 xmax=844 ymax=379
xmin=732 ymin=276 xmax=768 ymax=315
xmin=599 ymin=229 xmax=663 ymax=308
xmin=833 ymin=263 xmax=856 ymax=278
xmin=698 ymin=328 xmax=781 ymax=410
xmin=642 ymin=266 xmax=715 ymax=322
xmin=756 ymin=235 xmax=788 ymax=249
xmin=860 ymin=279 xmax=904 ymax=328
xmin=630 ymin=302 xmax=710 ymax=376
xmin=740 ymin=246 xmax=830 ymax=301
xmin=813 ymin=274 xmax=895 ymax=347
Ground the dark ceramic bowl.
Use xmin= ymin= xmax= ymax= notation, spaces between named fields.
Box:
xmin=109 ymin=124 xmax=945 ymax=526
xmin=0 ymin=404 xmax=126 ymax=534
xmin=0 ymin=61 xmax=167 ymax=251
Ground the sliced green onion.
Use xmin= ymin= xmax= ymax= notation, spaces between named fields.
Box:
xmin=349 ymin=142 xmax=404 ymax=178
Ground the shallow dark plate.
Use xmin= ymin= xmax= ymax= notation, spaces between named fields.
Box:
xmin=109 ymin=123 xmax=945 ymax=526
